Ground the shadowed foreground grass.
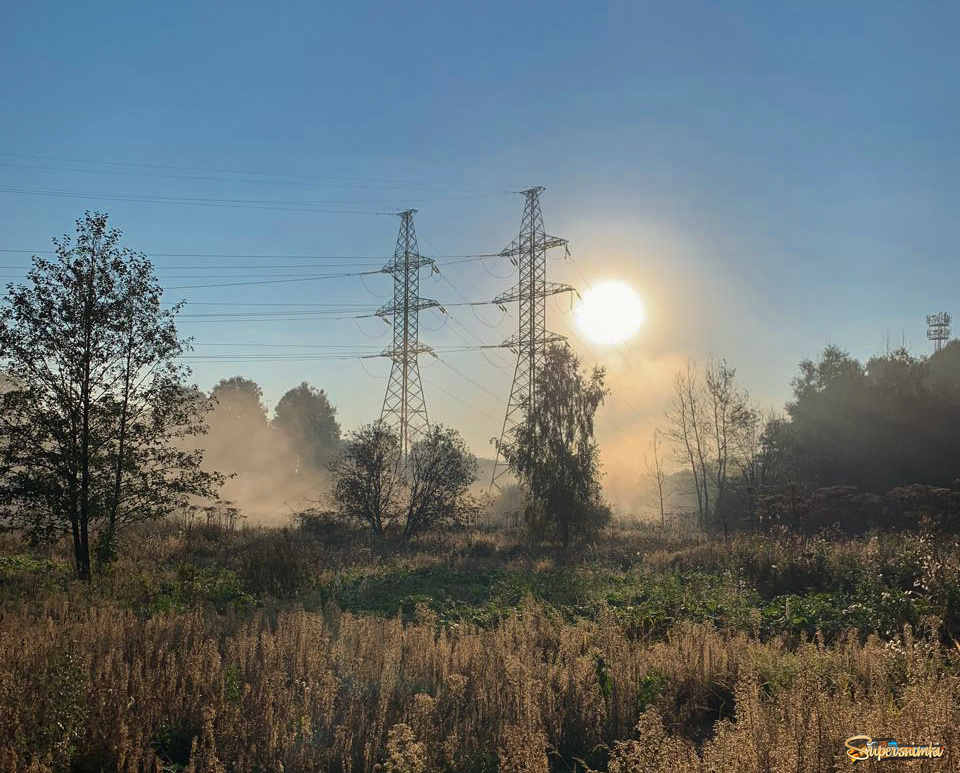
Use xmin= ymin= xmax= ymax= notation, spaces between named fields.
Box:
xmin=0 ymin=522 xmax=958 ymax=772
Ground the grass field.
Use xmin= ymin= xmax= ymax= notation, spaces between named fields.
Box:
xmin=1 ymin=520 xmax=958 ymax=772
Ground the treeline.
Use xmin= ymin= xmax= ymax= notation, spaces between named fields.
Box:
xmin=659 ymin=344 xmax=960 ymax=532
xmin=201 ymin=376 xmax=340 ymax=478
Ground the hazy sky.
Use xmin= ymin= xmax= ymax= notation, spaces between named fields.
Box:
xmin=2 ymin=1 xmax=959 ymax=504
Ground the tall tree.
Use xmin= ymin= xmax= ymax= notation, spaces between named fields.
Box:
xmin=329 ymin=423 xmax=403 ymax=536
xmin=210 ymin=376 xmax=267 ymax=425
xmin=502 ymin=343 xmax=610 ymax=548
xmin=204 ymin=376 xmax=270 ymax=474
xmin=0 ymin=212 xmax=220 ymax=578
xmin=273 ymin=382 xmax=340 ymax=471
xmin=782 ymin=344 xmax=960 ymax=491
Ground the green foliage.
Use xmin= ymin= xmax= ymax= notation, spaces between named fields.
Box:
xmin=0 ymin=554 xmax=72 ymax=597
xmin=18 ymin=649 xmax=89 ymax=769
xmin=307 ymin=539 xmax=945 ymax=643
xmin=784 ymin=344 xmax=960 ymax=491
xmin=223 ymin=663 xmax=244 ymax=705
xmin=210 ymin=376 xmax=266 ymax=424
xmin=119 ymin=564 xmax=255 ymax=615
xmin=273 ymin=381 xmax=340 ymax=469
xmin=237 ymin=528 xmax=314 ymax=599
xmin=635 ymin=669 xmax=667 ymax=712
xmin=330 ymin=423 xmax=478 ymax=539
xmin=403 ymin=425 xmax=478 ymax=538
xmin=0 ymin=212 xmax=221 ymax=579
xmin=152 ymin=721 xmax=200 ymax=770
xmin=330 ymin=422 xmax=404 ymax=535
xmin=503 ymin=343 xmax=611 ymax=547
xmin=594 ymin=652 xmax=614 ymax=699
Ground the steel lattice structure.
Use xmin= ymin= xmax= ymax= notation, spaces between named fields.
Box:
xmin=927 ymin=311 xmax=952 ymax=353
xmin=490 ymin=187 xmax=575 ymax=489
xmin=378 ymin=210 xmax=441 ymax=455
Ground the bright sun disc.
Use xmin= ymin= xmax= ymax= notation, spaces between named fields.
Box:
xmin=574 ymin=281 xmax=645 ymax=344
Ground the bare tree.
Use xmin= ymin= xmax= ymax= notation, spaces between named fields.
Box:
xmin=666 ymin=358 xmax=753 ymax=533
xmin=732 ymin=407 xmax=793 ymax=532
xmin=704 ymin=358 xmax=751 ymax=537
xmin=646 ymin=427 xmax=668 ymax=527
xmin=666 ymin=360 xmax=710 ymax=528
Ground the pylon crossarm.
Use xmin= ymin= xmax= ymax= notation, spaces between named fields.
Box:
xmin=493 ymin=282 xmax=574 ymax=305
xmin=500 ymin=235 xmax=568 ymax=258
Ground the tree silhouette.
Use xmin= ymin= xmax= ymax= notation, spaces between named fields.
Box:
xmin=0 ymin=212 xmax=221 ymax=578
xmin=273 ymin=382 xmax=340 ymax=471
xmin=502 ymin=343 xmax=610 ymax=547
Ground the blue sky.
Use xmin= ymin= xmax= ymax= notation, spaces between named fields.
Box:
xmin=2 ymin=1 xmax=959 ymax=492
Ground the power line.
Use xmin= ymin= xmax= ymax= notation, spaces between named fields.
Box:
xmin=192 ymin=342 xmax=383 ymax=348
xmin=178 ymin=310 xmax=376 ymax=318
xmin=436 ymin=358 xmax=504 ymax=402
xmin=0 ymin=185 xmax=396 ymax=215
xmin=0 ymin=162 xmax=517 ymax=196
xmin=0 ymin=151 xmax=516 ymax=189
xmin=0 ymin=249 xmax=390 ymax=258
xmin=0 ymin=179 xmax=508 ymax=206
xmin=171 ymin=301 xmax=378 ymax=307
xmin=166 ymin=268 xmax=385 ymax=290
xmin=0 ymin=262 xmax=384 ymax=270
xmin=421 ymin=375 xmax=500 ymax=423
xmin=177 ymin=344 xmax=504 ymax=361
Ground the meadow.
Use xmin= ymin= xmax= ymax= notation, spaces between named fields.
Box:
xmin=1 ymin=519 xmax=958 ymax=772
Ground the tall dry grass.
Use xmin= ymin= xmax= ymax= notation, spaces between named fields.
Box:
xmin=1 ymin=597 xmax=958 ymax=772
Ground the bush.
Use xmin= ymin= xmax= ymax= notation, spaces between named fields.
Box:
xmin=236 ymin=528 xmax=314 ymax=599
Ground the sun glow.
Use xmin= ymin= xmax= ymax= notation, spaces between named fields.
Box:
xmin=574 ymin=281 xmax=645 ymax=344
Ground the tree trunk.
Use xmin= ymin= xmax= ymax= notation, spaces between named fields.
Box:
xmin=78 ymin=518 xmax=91 ymax=579
xmin=70 ymin=515 xmax=90 ymax=581
xmin=105 ymin=324 xmax=135 ymax=563
xmin=77 ymin=237 xmax=97 ymax=581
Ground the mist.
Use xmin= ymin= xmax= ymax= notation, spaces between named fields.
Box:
xmin=191 ymin=377 xmax=340 ymax=525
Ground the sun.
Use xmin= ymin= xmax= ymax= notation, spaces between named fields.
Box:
xmin=574 ymin=281 xmax=645 ymax=345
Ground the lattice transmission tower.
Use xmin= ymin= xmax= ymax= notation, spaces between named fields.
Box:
xmin=490 ymin=187 xmax=575 ymax=489
xmin=377 ymin=210 xmax=441 ymax=455
xmin=927 ymin=311 xmax=952 ymax=353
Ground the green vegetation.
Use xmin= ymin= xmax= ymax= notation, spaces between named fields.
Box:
xmin=1 ymin=520 xmax=958 ymax=771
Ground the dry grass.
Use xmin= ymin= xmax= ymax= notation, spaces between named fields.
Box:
xmin=1 ymin=523 xmax=958 ymax=771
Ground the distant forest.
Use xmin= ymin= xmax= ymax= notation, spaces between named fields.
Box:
xmin=659 ymin=341 xmax=960 ymax=533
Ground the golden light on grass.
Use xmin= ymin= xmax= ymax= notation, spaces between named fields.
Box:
xmin=574 ymin=280 xmax=645 ymax=344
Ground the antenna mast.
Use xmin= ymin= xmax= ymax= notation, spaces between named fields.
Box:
xmin=927 ymin=311 xmax=951 ymax=353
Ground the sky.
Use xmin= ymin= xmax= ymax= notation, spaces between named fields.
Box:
xmin=2 ymin=1 xmax=959 ymax=509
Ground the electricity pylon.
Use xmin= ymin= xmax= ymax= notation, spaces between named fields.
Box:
xmin=490 ymin=187 xmax=575 ymax=489
xmin=378 ymin=210 xmax=442 ymax=455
